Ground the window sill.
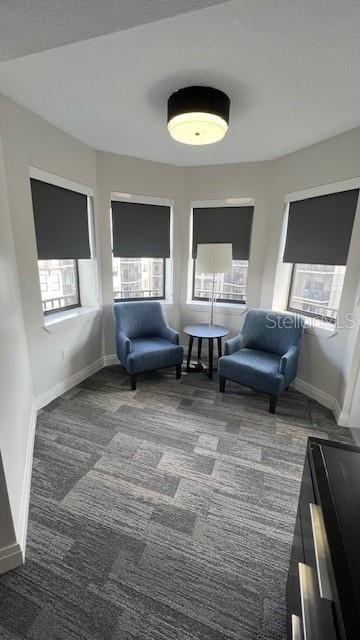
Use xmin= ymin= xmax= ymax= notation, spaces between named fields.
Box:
xmin=43 ymin=307 xmax=101 ymax=334
xmin=303 ymin=317 xmax=337 ymax=339
xmin=113 ymin=299 xmax=173 ymax=309
xmin=186 ymin=301 xmax=248 ymax=317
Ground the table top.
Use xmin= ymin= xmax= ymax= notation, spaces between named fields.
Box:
xmin=183 ymin=323 xmax=229 ymax=339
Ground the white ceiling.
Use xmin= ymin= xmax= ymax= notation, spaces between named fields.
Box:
xmin=0 ymin=0 xmax=227 ymax=61
xmin=0 ymin=0 xmax=360 ymax=166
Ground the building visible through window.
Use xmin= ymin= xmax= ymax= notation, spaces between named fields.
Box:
xmin=38 ymin=259 xmax=80 ymax=313
xmin=193 ymin=259 xmax=248 ymax=304
xmin=113 ymin=257 xmax=165 ymax=300
xmin=288 ymin=263 xmax=346 ymax=322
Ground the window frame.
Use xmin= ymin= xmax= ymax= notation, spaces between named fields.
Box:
xmin=113 ymin=257 xmax=167 ymax=303
xmin=42 ymin=259 xmax=81 ymax=316
xmin=191 ymin=258 xmax=248 ymax=305
xmin=287 ymin=263 xmax=342 ymax=325
xmin=188 ymin=198 xmax=255 ymax=307
xmin=30 ymin=167 xmax=96 ymax=319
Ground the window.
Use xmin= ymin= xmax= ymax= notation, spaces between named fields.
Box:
xmin=30 ymin=175 xmax=94 ymax=316
xmin=193 ymin=259 xmax=248 ymax=304
xmin=51 ymin=272 xmax=61 ymax=291
xmin=283 ymin=188 xmax=359 ymax=323
xmin=113 ymin=257 xmax=165 ymax=301
xmin=191 ymin=204 xmax=253 ymax=305
xmin=39 ymin=273 xmax=48 ymax=293
xmin=288 ymin=264 xmax=346 ymax=323
xmin=111 ymin=199 xmax=171 ymax=301
xmin=38 ymin=259 xmax=80 ymax=314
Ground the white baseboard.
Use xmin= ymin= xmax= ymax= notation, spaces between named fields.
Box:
xmin=336 ymin=407 xmax=350 ymax=427
xmin=292 ymin=378 xmax=352 ymax=428
xmin=35 ymin=357 xmax=105 ymax=410
xmin=17 ymin=404 xmax=37 ymax=557
xmin=103 ymin=353 xmax=119 ymax=367
xmin=292 ymin=377 xmax=336 ymax=412
xmin=0 ymin=543 xmax=23 ymax=575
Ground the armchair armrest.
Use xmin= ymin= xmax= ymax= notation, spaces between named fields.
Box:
xmin=160 ymin=326 xmax=179 ymax=345
xmin=116 ymin=330 xmax=131 ymax=365
xmin=224 ymin=334 xmax=245 ymax=356
xmin=279 ymin=345 xmax=299 ymax=381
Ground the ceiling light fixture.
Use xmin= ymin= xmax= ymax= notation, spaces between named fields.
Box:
xmin=167 ymin=86 xmax=230 ymax=146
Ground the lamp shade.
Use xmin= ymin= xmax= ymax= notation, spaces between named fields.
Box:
xmin=167 ymin=86 xmax=230 ymax=145
xmin=196 ymin=243 xmax=233 ymax=274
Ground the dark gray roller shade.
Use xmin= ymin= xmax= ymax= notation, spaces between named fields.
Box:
xmin=283 ymin=189 xmax=359 ymax=265
xmin=192 ymin=206 xmax=254 ymax=260
xmin=30 ymin=178 xmax=90 ymax=259
xmin=111 ymin=201 xmax=170 ymax=258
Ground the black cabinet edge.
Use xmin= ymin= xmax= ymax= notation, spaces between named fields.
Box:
xmin=308 ymin=438 xmax=360 ymax=640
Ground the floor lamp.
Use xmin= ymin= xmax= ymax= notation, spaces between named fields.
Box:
xmin=196 ymin=243 xmax=233 ymax=325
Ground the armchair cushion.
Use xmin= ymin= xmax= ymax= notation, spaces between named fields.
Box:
xmin=126 ymin=337 xmax=183 ymax=374
xmin=237 ymin=309 xmax=305 ymax=356
xmin=114 ymin=300 xmax=172 ymax=340
xmin=219 ymin=348 xmax=284 ymax=395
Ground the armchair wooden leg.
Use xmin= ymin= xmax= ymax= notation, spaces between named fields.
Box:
xmin=176 ymin=364 xmax=182 ymax=379
xmin=269 ymin=394 xmax=277 ymax=414
xmin=219 ymin=376 xmax=226 ymax=393
xmin=130 ymin=374 xmax=137 ymax=391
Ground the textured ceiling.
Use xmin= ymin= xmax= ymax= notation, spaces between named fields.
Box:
xmin=0 ymin=0 xmax=359 ymax=166
xmin=0 ymin=0 xmax=228 ymax=61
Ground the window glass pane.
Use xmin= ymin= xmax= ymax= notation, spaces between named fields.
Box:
xmin=193 ymin=259 xmax=248 ymax=304
xmin=113 ymin=257 xmax=165 ymax=300
xmin=38 ymin=259 xmax=80 ymax=313
xmin=288 ymin=263 xmax=346 ymax=322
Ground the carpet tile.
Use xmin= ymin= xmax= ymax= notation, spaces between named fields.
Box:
xmin=0 ymin=365 xmax=353 ymax=639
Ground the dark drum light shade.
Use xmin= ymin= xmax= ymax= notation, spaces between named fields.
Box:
xmin=30 ymin=178 xmax=91 ymax=260
xmin=111 ymin=200 xmax=171 ymax=258
xmin=192 ymin=206 xmax=254 ymax=260
xmin=167 ymin=86 xmax=230 ymax=146
xmin=283 ymin=189 xmax=359 ymax=265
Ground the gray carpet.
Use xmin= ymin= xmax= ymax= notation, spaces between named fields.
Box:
xmin=0 ymin=366 xmax=353 ymax=640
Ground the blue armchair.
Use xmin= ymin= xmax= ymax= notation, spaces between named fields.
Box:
xmin=113 ymin=301 xmax=183 ymax=390
xmin=218 ymin=309 xmax=305 ymax=413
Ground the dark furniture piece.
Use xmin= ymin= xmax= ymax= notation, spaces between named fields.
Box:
xmin=287 ymin=437 xmax=360 ymax=640
xmin=218 ymin=309 xmax=305 ymax=413
xmin=113 ymin=301 xmax=183 ymax=390
xmin=184 ymin=323 xmax=229 ymax=380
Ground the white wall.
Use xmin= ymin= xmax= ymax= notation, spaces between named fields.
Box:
xmin=0 ymin=96 xmax=103 ymax=400
xmin=0 ymin=128 xmax=34 ymax=552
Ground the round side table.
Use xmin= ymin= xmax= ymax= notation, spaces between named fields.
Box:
xmin=183 ymin=323 xmax=229 ymax=380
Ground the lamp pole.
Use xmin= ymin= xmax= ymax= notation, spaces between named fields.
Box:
xmin=210 ymin=273 xmax=215 ymax=325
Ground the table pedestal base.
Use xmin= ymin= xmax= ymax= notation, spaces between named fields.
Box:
xmin=186 ymin=334 xmax=223 ymax=380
